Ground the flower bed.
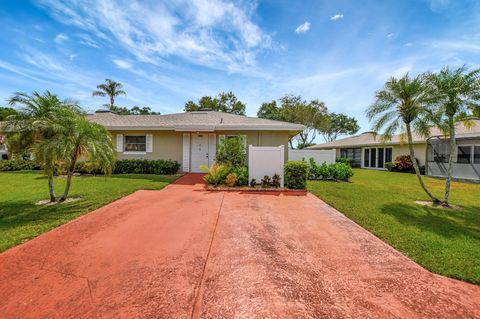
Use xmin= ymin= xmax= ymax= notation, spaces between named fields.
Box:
xmin=205 ymin=185 xmax=307 ymax=194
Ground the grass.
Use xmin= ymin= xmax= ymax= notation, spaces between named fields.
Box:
xmin=0 ymin=171 xmax=179 ymax=252
xmin=308 ymin=169 xmax=480 ymax=285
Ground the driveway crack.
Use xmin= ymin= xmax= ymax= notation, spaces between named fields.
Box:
xmin=190 ymin=192 xmax=225 ymax=319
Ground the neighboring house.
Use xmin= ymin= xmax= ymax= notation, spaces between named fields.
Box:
xmin=0 ymin=135 xmax=7 ymax=160
xmin=308 ymin=119 xmax=480 ymax=181
xmin=88 ymin=110 xmax=305 ymax=173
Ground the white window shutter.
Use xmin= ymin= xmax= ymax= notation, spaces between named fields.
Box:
xmin=182 ymin=133 xmax=190 ymax=172
xmin=146 ymin=134 xmax=153 ymax=153
xmin=208 ymin=134 xmax=216 ymax=165
xmin=241 ymin=135 xmax=247 ymax=149
xmin=116 ymin=134 xmax=123 ymax=152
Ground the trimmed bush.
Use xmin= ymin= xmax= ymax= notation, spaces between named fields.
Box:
xmin=331 ymin=163 xmax=354 ymax=181
xmin=284 ymin=161 xmax=309 ymax=189
xmin=336 ymin=157 xmax=354 ymax=167
xmin=113 ymin=159 xmax=180 ymax=175
xmin=385 ymin=161 xmax=395 ymax=172
xmin=307 ymin=158 xmax=354 ymax=181
xmin=231 ymin=166 xmax=248 ymax=186
xmin=201 ymin=164 xmax=231 ymax=186
xmin=0 ymin=160 xmax=40 ymax=171
xmin=216 ymin=136 xmax=247 ymax=167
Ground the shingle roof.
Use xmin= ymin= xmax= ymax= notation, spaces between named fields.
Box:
xmin=86 ymin=110 xmax=306 ymax=132
xmin=309 ymin=119 xmax=480 ymax=149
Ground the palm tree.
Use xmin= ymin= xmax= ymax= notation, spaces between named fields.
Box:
xmin=6 ymin=91 xmax=79 ymax=202
xmin=49 ymin=113 xmax=116 ymax=202
xmin=426 ymin=66 xmax=480 ymax=206
xmin=366 ymin=74 xmax=440 ymax=204
xmin=92 ymin=79 xmax=126 ymax=110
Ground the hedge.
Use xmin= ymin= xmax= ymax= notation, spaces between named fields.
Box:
xmin=113 ymin=159 xmax=180 ymax=175
xmin=0 ymin=160 xmax=40 ymax=171
xmin=284 ymin=161 xmax=309 ymax=189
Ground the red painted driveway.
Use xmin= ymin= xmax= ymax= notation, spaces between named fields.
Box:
xmin=1 ymin=174 xmax=479 ymax=318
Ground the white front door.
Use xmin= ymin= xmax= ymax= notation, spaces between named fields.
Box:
xmin=190 ymin=133 xmax=210 ymax=173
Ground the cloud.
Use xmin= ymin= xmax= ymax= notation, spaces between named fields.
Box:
xmin=387 ymin=33 xmax=394 ymax=38
xmin=54 ymin=33 xmax=69 ymax=43
xmin=113 ymin=58 xmax=133 ymax=69
xmin=429 ymin=0 xmax=450 ymax=11
xmin=36 ymin=0 xmax=271 ymax=73
xmin=431 ymin=40 xmax=480 ymax=53
xmin=404 ymin=42 xmax=413 ymax=47
xmin=295 ymin=21 xmax=311 ymax=34
xmin=330 ymin=14 xmax=344 ymax=21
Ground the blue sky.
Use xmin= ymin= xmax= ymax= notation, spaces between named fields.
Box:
xmin=0 ymin=0 xmax=479 ymax=141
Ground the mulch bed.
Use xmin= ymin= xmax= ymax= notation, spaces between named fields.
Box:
xmin=205 ymin=185 xmax=307 ymax=195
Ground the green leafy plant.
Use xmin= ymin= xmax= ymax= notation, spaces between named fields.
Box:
xmin=114 ymin=159 xmax=180 ymax=175
xmin=261 ymin=175 xmax=271 ymax=188
xmin=336 ymin=157 xmax=354 ymax=167
xmin=307 ymin=158 xmax=354 ymax=181
xmin=215 ymin=136 xmax=247 ymax=167
xmin=225 ymin=173 xmax=238 ymax=187
xmin=271 ymin=173 xmax=281 ymax=188
xmin=331 ymin=163 xmax=354 ymax=181
xmin=284 ymin=161 xmax=309 ymax=189
xmin=201 ymin=164 xmax=231 ymax=187
xmin=250 ymin=178 xmax=257 ymax=188
xmin=393 ymin=155 xmax=415 ymax=173
xmin=0 ymin=160 xmax=40 ymax=171
xmin=384 ymin=161 xmax=395 ymax=172
xmin=231 ymin=166 xmax=248 ymax=186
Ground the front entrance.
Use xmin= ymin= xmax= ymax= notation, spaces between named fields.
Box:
xmin=190 ymin=134 xmax=210 ymax=173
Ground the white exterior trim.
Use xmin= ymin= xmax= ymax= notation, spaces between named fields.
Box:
xmin=146 ymin=134 xmax=153 ymax=153
xmin=116 ymin=134 xmax=123 ymax=152
xmin=182 ymin=133 xmax=190 ymax=172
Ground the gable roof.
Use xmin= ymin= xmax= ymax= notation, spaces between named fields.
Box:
xmin=309 ymin=119 xmax=480 ymax=149
xmin=87 ymin=110 xmax=305 ymax=133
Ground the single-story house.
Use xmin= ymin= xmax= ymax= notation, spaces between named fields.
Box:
xmin=308 ymin=119 xmax=480 ymax=181
xmin=87 ymin=110 xmax=305 ymax=173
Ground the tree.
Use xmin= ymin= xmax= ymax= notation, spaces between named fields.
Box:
xmin=6 ymin=91 xmax=80 ymax=202
xmin=366 ymin=74 xmax=440 ymax=204
xmin=425 ymin=66 xmax=480 ymax=206
xmin=111 ymin=105 xmax=160 ymax=115
xmin=92 ymin=79 xmax=126 ymax=110
xmin=257 ymin=95 xmax=329 ymax=149
xmin=318 ymin=113 xmax=360 ymax=142
xmin=184 ymin=91 xmax=246 ymax=115
xmin=48 ymin=113 xmax=116 ymax=202
xmin=0 ymin=107 xmax=17 ymax=121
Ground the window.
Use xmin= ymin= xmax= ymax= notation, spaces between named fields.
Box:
xmin=475 ymin=146 xmax=480 ymax=164
xmin=378 ymin=148 xmax=384 ymax=168
xmin=364 ymin=149 xmax=370 ymax=167
xmin=428 ymin=141 xmax=449 ymax=163
xmin=385 ymin=148 xmax=392 ymax=163
xmin=370 ymin=148 xmax=376 ymax=167
xmin=340 ymin=148 xmax=361 ymax=167
xmin=457 ymin=146 xmax=472 ymax=164
xmin=124 ymin=135 xmax=146 ymax=152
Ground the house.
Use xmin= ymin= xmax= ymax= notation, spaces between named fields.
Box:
xmin=0 ymin=134 xmax=6 ymax=160
xmin=87 ymin=110 xmax=305 ymax=173
xmin=308 ymin=119 xmax=480 ymax=181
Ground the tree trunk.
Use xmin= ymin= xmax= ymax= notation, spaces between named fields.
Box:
xmin=443 ymin=117 xmax=456 ymax=206
xmin=406 ymin=123 xmax=440 ymax=204
xmin=47 ymin=174 xmax=56 ymax=202
xmin=110 ymin=96 xmax=114 ymax=110
xmin=60 ymin=154 xmax=78 ymax=202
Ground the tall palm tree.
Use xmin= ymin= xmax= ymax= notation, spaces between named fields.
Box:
xmin=92 ymin=79 xmax=126 ymax=110
xmin=426 ymin=66 xmax=480 ymax=206
xmin=6 ymin=91 xmax=79 ymax=202
xmin=366 ymin=74 xmax=440 ymax=204
xmin=48 ymin=113 xmax=116 ymax=202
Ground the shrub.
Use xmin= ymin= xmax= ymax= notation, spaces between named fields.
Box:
xmin=216 ymin=136 xmax=247 ymax=167
xmin=271 ymin=173 xmax=281 ymax=188
xmin=75 ymin=161 xmax=104 ymax=175
xmin=201 ymin=164 xmax=231 ymax=186
xmin=393 ymin=155 xmax=415 ymax=172
xmin=113 ymin=159 xmax=180 ymax=175
xmin=336 ymin=157 xmax=354 ymax=167
xmin=261 ymin=175 xmax=271 ymax=188
xmin=250 ymin=178 xmax=257 ymax=187
xmin=284 ymin=161 xmax=308 ymax=189
xmin=225 ymin=173 xmax=238 ymax=187
xmin=331 ymin=163 xmax=354 ymax=181
xmin=231 ymin=166 xmax=248 ymax=186
xmin=384 ymin=161 xmax=395 ymax=172
xmin=0 ymin=160 xmax=39 ymax=171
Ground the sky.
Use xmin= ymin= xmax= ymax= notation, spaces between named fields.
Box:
xmin=0 ymin=0 xmax=479 ymax=142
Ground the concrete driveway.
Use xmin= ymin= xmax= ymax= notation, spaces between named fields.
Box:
xmin=1 ymin=174 xmax=479 ymax=318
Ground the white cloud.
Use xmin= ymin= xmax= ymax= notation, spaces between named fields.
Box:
xmin=387 ymin=33 xmax=394 ymax=38
xmin=295 ymin=21 xmax=311 ymax=34
xmin=54 ymin=33 xmax=69 ymax=43
xmin=429 ymin=0 xmax=450 ymax=11
xmin=69 ymin=54 xmax=77 ymax=60
xmin=431 ymin=40 xmax=480 ymax=53
xmin=404 ymin=42 xmax=413 ymax=47
xmin=36 ymin=0 xmax=271 ymax=72
xmin=330 ymin=14 xmax=344 ymax=21
xmin=113 ymin=59 xmax=133 ymax=69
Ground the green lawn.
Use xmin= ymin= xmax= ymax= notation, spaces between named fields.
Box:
xmin=0 ymin=171 xmax=179 ymax=252
xmin=308 ymin=169 xmax=480 ymax=285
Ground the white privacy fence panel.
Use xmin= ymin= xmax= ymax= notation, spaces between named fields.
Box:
xmin=248 ymin=145 xmax=284 ymax=187
xmin=288 ymin=149 xmax=336 ymax=164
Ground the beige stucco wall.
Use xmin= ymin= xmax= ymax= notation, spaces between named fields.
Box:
xmin=110 ymin=130 xmax=291 ymax=163
xmin=392 ymin=143 xmax=427 ymax=166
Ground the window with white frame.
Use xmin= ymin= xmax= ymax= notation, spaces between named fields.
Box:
xmin=124 ymin=135 xmax=146 ymax=152
xmin=363 ymin=147 xmax=392 ymax=169
xmin=428 ymin=141 xmax=450 ymax=163
xmin=456 ymin=145 xmax=480 ymax=164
